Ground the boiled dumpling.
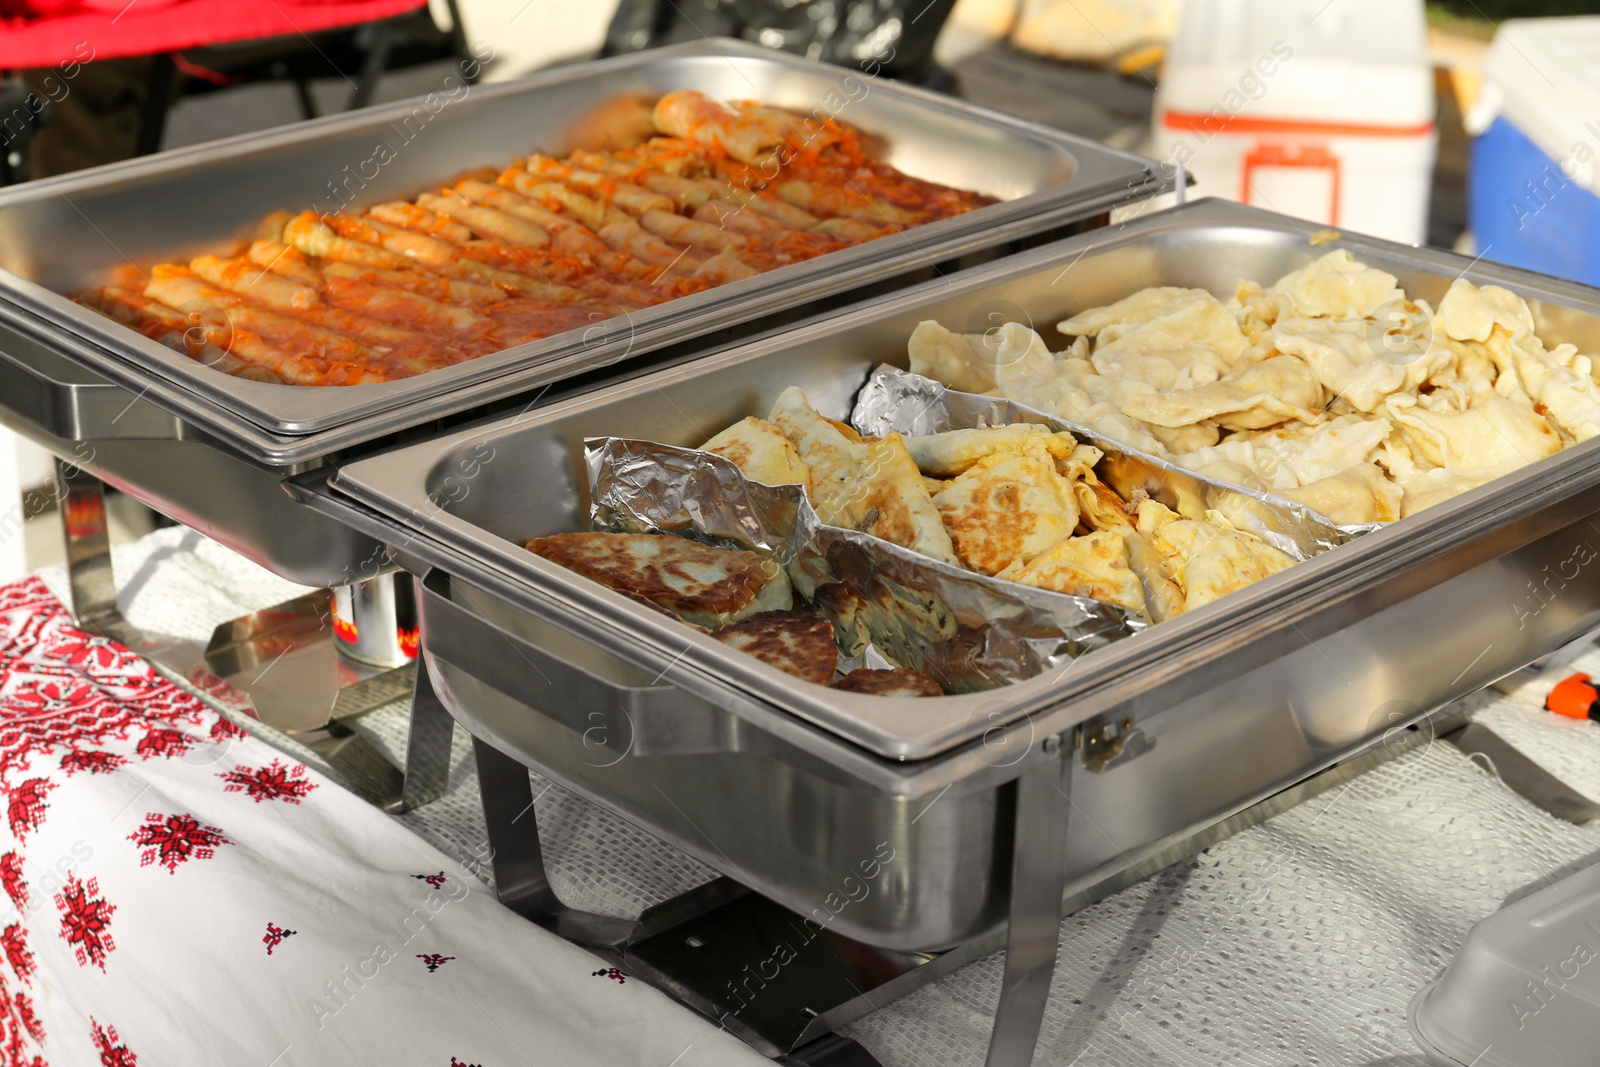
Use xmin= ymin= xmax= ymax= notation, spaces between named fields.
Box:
xmin=1280 ymin=462 xmax=1403 ymax=525
xmin=1059 ymin=288 xmax=1250 ymax=390
xmin=1268 ymin=249 xmax=1403 ymax=319
xmin=1118 ymin=355 xmax=1324 ymax=431
xmin=1384 ymin=394 xmax=1563 ymax=478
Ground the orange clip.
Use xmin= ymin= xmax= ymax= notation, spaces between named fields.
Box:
xmin=1546 ymin=673 xmax=1600 ymax=721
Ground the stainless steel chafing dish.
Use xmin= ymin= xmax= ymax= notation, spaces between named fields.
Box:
xmin=0 ymin=39 xmax=1162 ymax=590
xmin=297 ymin=200 xmax=1600 ymax=1063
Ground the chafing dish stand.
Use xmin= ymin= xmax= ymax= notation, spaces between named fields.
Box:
xmin=50 ymin=458 xmax=448 ymax=811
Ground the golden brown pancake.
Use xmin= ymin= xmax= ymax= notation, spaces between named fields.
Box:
xmin=714 ymin=610 xmax=838 ymax=684
xmin=700 ymin=416 xmax=812 ymax=492
xmin=833 ymin=667 xmax=943 ymax=698
xmin=526 ymin=532 xmax=792 ymax=629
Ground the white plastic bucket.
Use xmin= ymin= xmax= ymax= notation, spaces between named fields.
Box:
xmin=1142 ymin=0 xmax=1436 ymax=244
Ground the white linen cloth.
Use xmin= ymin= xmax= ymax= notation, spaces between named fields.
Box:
xmin=24 ymin=526 xmax=1600 ymax=1066
xmin=3 ymin=549 xmax=770 ymax=1067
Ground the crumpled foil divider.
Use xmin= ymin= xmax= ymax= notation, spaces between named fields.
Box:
xmin=851 ymin=366 xmax=1376 ymax=561
xmin=585 ymin=438 xmax=1140 ymax=693
xmin=582 ymin=369 xmax=1367 ymax=694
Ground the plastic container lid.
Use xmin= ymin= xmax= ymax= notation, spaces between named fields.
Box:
xmin=1468 ymin=17 xmax=1600 ymax=198
xmin=1409 ymin=858 xmax=1600 ymax=1066
xmin=1157 ymin=0 xmax=1434 ymax=128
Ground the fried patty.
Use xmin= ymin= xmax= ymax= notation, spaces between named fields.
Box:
xmin=714 ymin=609 xmax=838 ymax=685
xmin=832 ymin=667 xmax=943 ymax=698
xmin=526 ymin=532 xmax=792 ymax=629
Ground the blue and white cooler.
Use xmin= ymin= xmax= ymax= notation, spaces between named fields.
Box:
xmin=1468 ymin=16 xmax=1600 ymax=285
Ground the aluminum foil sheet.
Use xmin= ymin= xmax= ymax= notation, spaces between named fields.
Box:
xmin=851 ymin=366 xmax=1371 ymax=561
xmin=586 ymin=438 xmax=1141 ymax=694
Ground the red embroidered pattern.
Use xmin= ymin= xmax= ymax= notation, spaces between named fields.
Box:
xmin=89 ymin=1018 xmax=138 ymax=1067
xmin=413 ymin=872 xmax=447 ymax=890
xmin=6 ymin=779 xmax=54 ymax=842
xmin=417 ymin=954 xmax=455 ymax=973
xmin=133 ymin=729 xmax=191 ymax=761
xmin=16 ymin=990 xmax=43 ymax=1044
xmin=592 ymin=967 xmax=628 ymax=985
xmin=0 ymin=853 xmax=24 ymax=911
xmin=209 ymin=718 xmax=245 ymax=743
xmin=450 ymin=1059 xmax=482 ymax=1067
xmin=218 ymin=759 xmax=315 ymax=805
xmin=0 ymin=576 xmax=306 ymax=1066
xmin=128 ymin=813 xmax=229 ymax=875
xmin=262 ymin=922 xmax=297 ymax=956
xmin=59 ymin=750 xmax=126 ymax=777
xmin=0 ymin=579 xmax=213 ymax=788
xmin=55 ymin=874 xmax=116 ymax=971
xmin=1 ymin=924 xmax=32 ymax=981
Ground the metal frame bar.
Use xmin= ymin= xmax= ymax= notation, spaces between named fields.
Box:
xmin=985 ymin=739 xmax=1074 ymax=1066
xmin=467 ymin=703 xmax=1079 ymax=1067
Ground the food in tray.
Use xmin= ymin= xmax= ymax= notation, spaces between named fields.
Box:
xmin=833 ymin=668 xmax=945 ymax=697
xmin=712 ymin=389 xmax=1294 ymax=623
xmin=524 ymin=531 xmax=792 ymax=629
xmin=909 ymin=250 xmax=1594 ymax=523
xmin=74 ymin=90 xmax=994 ymax=388
xmin=713 ymin=609 xmax=839 ymax=685
xmin=532 ymin=387 xmax=1303 ymax=702
xmin=527 ymin=531 xmax=946 ymax=695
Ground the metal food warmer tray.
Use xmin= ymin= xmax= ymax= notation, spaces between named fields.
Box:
xmin=0 ymin=41 xmax=1163 ymax=808
xmin=295 ymin=200 xmax=1600 ymax=1065
xmin=0 ymin=38 xmax=1164 ymax=591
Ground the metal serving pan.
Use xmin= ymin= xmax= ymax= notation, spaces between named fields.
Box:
xmin=0 ymin=38 xmax=1163 ymax=468
xmin=304 ymin=199 xmax=1600 ymax=952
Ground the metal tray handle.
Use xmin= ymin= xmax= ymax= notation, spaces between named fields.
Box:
xmin=419 ymin=568 xmax=750 ymax=759
xmin=0 ymin=305 xmax=185 ymax=442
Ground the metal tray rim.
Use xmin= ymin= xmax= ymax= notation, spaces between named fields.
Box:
xmin=0 ymin=37 xmax=1160 ymax=458
xmin=329 ymin=199 xmax=1600 ymax=760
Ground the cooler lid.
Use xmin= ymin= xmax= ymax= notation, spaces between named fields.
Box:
xmin=1471 ymin=17 xmax=1600 ymax=199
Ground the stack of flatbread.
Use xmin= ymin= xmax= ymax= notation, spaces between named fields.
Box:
xmin=907 ymin=250 xmax=1591 ymax=523
xmin=700 ymin=387 xmax=1294 ymax=623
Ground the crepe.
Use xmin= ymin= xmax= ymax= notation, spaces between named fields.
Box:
xmin=527 ymin=532 xmax=792 ymax=629
xmin=932 ymin=449 xmax=1080 ymax=575
xmin=701 ymin=417 xmax=813 ymax=492
xmin=998 ymin=529 xmax=1147 ymax=615
xmin=770 ymin=387 xmax=961 ymax=566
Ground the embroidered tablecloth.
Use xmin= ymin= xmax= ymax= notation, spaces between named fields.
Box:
xmin=16 ymin=525 xmax=1600 ymax=1066
xmin=0 ymin=571 xmax=769 ymax=1067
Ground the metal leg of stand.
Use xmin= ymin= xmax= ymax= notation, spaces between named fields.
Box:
xmin=58 ymin=459 xmax=120 ymax=629
xmin=1445 ymin=722 xmax=1600 ymax=824
xmin=984 ymin=739 xmax=1074 ymax=1067
xmin=471 ymin=734 xmax=632 ymax=948
xmin=399 ymin=658 xmax=455 ymax=814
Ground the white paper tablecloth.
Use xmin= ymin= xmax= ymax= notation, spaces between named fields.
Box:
xmin=29 ymin=526 xmax=1600 ymax=1066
